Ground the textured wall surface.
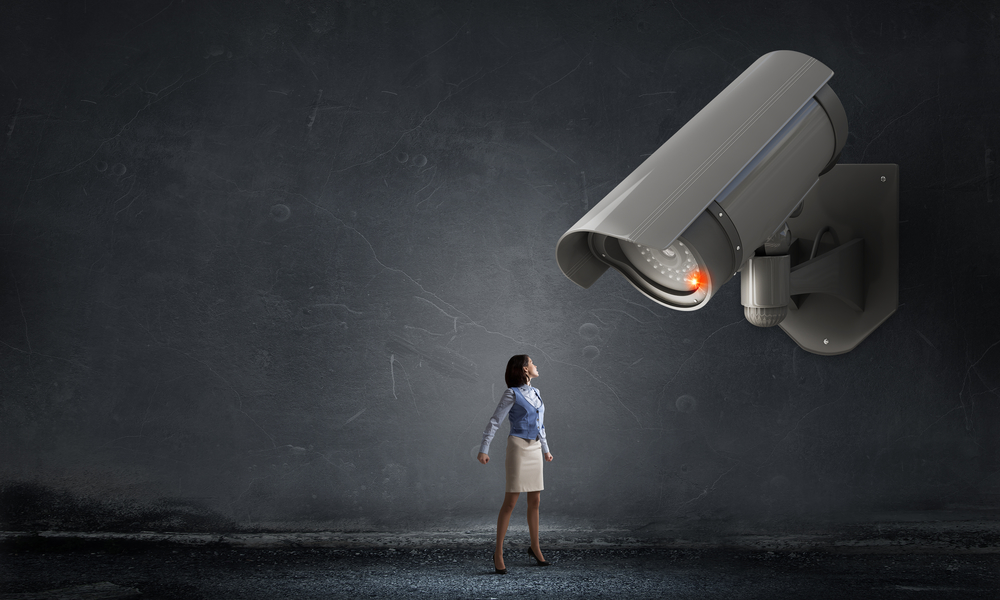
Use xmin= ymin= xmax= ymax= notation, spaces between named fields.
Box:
xmin=1 ymin=0 xmax=997 ymax=534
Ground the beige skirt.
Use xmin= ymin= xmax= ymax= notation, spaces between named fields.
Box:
xmin=505 ymin=435 xmax=544 ymax=493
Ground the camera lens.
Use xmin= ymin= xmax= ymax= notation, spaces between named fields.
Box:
xmin=620 ymin=240 xmax=702 ymax=292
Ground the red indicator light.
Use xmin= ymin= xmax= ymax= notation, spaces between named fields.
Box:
xmin=686 ymin=270 xmax=704 ymax=289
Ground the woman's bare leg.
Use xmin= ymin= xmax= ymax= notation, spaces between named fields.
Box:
xmin=494 ymin=492 xmax=519 ymax=569
xmin=526 ymin=491 xmax=545 ymax=562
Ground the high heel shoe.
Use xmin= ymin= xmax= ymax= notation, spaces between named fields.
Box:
xmin=492 ymin=552 xmax=507 ymax=574
xmin=527 ymin=547 xmax=551 ymax=566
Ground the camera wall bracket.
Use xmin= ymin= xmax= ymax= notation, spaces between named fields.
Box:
xmin=779 ymin=163 xmax=899 ymax=355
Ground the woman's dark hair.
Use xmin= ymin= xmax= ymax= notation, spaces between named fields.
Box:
xmin=504 ymin=355 xmax=530 ymax=388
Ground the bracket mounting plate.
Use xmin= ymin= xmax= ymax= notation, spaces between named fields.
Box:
xmin=779 ymin=163 xmax=899 ymax=355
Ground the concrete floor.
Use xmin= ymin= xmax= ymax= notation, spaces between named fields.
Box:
xmin=2 ymin=541 xmax=998 ymax=599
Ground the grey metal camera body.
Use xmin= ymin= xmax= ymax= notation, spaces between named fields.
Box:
xmin=556 ymin=51 xmax=898 ymax=355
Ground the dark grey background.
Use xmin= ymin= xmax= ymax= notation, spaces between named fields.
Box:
xmin=1 ymin=0 xmax=997 ymax=535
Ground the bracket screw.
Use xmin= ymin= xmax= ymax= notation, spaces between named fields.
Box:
xmin=880 ymin=176 xmax=886 ymax=182
xmin=823 ymin=338 xmax=830 ymax=345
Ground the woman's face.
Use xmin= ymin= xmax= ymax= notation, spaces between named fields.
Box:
xmin=523 ymin=357 xmax=539 ymax=381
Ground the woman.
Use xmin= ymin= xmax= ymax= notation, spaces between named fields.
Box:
xmin=478 ymin=355 xmax=554 ymax=574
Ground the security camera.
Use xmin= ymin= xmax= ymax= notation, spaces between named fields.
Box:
xmin=556 ymin=51 xmax=898 ymax=355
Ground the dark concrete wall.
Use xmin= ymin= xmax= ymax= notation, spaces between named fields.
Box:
xmin=1 ymin=0 xmax=997 ymax=534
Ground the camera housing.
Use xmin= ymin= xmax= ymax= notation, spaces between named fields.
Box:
xmin=555 ymin=51 xmax=898 ymax=355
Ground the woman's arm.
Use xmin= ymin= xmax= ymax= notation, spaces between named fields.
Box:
xmin=478 ymin=388 xmax=515 ymax=463
xmin=536 ymin=390 xmax=550 ymax=456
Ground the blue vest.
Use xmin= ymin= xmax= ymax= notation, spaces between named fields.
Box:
xmin=509 ymin=387 xmax=544 ymax=441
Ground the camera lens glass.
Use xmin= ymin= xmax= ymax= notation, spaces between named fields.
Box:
xmin=621 ymin=240 xmax=702 ymax=292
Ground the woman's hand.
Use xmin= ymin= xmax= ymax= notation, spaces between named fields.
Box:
xmin=477 ymin=452 xmax=489 ymax=464
xmin=544 ymin=452 xmax=554 ymax=462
